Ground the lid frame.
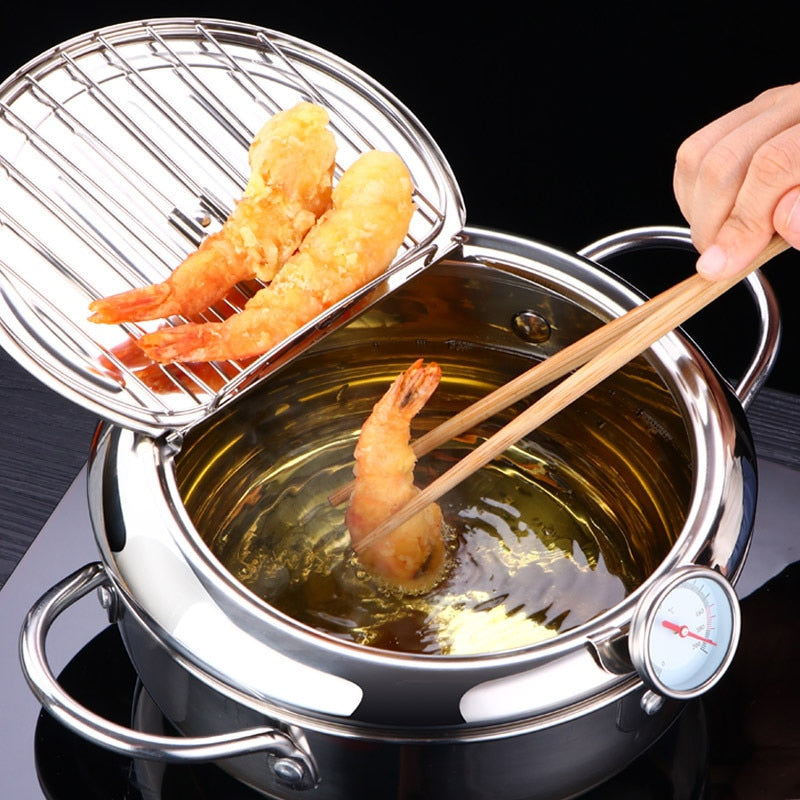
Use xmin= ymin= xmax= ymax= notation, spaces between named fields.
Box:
xmin=0 ymin=18 xmax=464 ymax=435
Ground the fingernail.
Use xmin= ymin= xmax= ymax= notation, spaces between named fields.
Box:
xmin=696 ymin=244 xmax=727 ymax=278
xmin=785 ymin=188 xmax=800 ymax=237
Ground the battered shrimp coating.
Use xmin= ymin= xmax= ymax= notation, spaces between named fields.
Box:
xmin=345 ymin=359 xmax=446 ymax=593
xmin=88 ymin=102 xmax=336 ymax=324
xmin=138 ymin=150 xmax=415 ymax=363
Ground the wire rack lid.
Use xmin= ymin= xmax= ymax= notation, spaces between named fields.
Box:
xmin=0 ymin=18 xmax=464 ymax=436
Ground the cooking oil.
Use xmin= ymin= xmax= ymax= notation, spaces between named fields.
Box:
xmin=177 ymin=345 xmax=691 ymax=657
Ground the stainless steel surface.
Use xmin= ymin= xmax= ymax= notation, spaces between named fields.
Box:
xmin=1 ymin=10 xmax=798 ymax=796
xmin=0 ymin=18 xmax=464 ymax=435
xmin=22 ymin=553 xmax=683 ymax=800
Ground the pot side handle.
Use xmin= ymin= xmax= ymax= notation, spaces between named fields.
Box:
xmin=578 ymin=225 xmax=782 ymax=409
xmin=18 ymin=562 xmax=319 ymax=791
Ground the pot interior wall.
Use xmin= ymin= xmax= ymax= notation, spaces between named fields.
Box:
xmin=175 ymin=259 xmax=693 ymax=657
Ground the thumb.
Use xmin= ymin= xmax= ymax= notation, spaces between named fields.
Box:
xmin=773 ymin=186 xmax=800 ymax=250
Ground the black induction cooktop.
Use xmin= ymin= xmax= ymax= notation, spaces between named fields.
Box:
xmin=1 ymin=458 xmax=799 ymax=799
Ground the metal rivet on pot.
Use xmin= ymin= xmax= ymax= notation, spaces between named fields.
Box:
xmin=511 ymin=310 xmax=551 ymax=343
xmin=272 ymin=757 xmax=307 ymax=787
xmin=96 ymin=584 xmax=119 ymax=624
xmin=640 ymin=690 xmax=666 ymax=716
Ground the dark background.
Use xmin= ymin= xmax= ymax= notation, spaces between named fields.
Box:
xmin=2 ymin=2 xmax=798 ymax=395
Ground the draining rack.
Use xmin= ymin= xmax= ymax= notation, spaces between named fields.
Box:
xmin=0 ymin=18 xmax=464 ymax=435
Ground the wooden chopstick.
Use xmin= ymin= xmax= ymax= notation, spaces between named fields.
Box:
xmin=330 ymin=257 xmax=712 ymax=507
xmin=351 ymin=235 xmax=787 ymax=554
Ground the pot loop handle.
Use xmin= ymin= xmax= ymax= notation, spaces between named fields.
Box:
xmin=578 ymin=225 xmax=781 ymax=410
xmin=19 ymin=562 xmax=320 ymax=791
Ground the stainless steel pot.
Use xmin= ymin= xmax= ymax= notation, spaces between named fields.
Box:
xmin=20 ymin=226 xmax=780 ymax=799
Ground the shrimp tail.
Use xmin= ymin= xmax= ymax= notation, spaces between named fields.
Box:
xmin=387 ymin=357 xmax=442 ymax=421
xmin=348 ymin=358 xmax=440 ymax=495
xmin=88 ymin=283 xmax=174 ymax=324
xmin=89 ymin=234 xmax=249 ymax=324
xmin=138 ymin=321 xmax=227 ymax=363
xmin=138 ymin=289 xmax=309 ymax=362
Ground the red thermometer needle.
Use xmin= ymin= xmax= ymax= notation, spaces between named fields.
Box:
xmin=661 ymin=619 xmax=717 ymax=646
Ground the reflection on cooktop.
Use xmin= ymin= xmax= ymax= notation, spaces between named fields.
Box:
xmin=13 ymin=458 xmax=800 ymax=799
xmin=34 ymin=626 xmax=264 ymax=800
xmin=34 ymin=626 xmax=708 ymax=800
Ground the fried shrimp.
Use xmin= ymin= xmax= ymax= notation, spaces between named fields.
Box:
xmin=345 ymin=359 xmax=446 ymax=593
xmin=137 ymin=149 xmax=415 ymax=363
xmin=88 ymin=102 xmax=336 ymax=324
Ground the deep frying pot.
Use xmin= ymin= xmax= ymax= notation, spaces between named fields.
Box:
xmin=19 ymin=225 xmax=780 ymax=799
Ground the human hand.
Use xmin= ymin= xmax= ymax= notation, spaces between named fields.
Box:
xmin=673 ymin=82 xmax=800 ymax=279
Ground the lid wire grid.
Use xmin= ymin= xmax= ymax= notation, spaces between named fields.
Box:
xmin=0 ymin=19 xmax=463 ymax=435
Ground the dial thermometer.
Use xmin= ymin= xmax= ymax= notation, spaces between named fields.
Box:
xmin=630 ymin=565 xmax=741 ymax=699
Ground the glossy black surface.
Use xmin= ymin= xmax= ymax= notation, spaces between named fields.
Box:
xmin=1 ymin=457 xmax=799 ymax=799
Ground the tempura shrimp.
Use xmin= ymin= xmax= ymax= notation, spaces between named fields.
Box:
xmin=88 ymin=102 xmax=336 ymax=324
xmin=137 ymin=149 xmax=415 ymax=363
xmin=345 ymin=359 xmax=446 ymax=593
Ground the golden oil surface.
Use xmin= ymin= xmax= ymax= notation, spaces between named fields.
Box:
xmin=177 ymin=348 xmax=690 ymax=656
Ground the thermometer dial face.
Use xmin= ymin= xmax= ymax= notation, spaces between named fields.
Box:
xmin=630 ymin=566 xmax=741 ymax=699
